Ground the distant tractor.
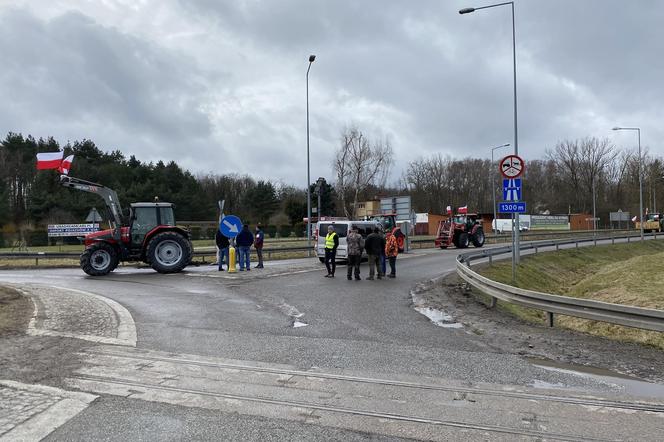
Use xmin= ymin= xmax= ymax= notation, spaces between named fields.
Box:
xmin=434 ymin=212 xmax=485 ymax=249
xmin=61 ymin=176 xmax=193 ymax=276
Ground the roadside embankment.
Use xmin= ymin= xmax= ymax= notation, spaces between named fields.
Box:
xmin=477 ymin=241 xmax=664 ymax=349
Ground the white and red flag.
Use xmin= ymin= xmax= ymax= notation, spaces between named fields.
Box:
xmin=57 ymin=155 xmax=74 ymax=175
xmin=36 ymin=151 xmax=64 ymax=170
xmin=446 ymin=205 xmax=452 ymax=214
xmin=458 ymin=205 xmax=468 ymax=214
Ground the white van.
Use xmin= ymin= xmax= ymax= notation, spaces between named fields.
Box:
xmin=492 ymin=216 xmax=530 ymax=233
xmin=314 ymin=219 xmax=384 ymax=262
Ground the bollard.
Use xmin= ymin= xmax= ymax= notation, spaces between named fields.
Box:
xmin=546 ymin=312 xmax=554 ymax=327
xmin=488 ymin=255 xmax=493 ymax=266
xmin=227 ymin=246 xmax=237 ymax=273
xmin=490 ymin=297 xmax=497 ymax=308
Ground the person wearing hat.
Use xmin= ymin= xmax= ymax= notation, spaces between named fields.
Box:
xmin=254 ymin=224 xmax=265 ymax=268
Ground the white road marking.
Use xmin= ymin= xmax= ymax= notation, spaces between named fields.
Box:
xmin=0 ymin=380 xmax=96 ymax=442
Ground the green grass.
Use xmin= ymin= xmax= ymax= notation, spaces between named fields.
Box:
xmin=478 ymin=241 xmax=664 ymax=349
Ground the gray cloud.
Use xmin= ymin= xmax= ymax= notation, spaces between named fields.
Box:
xmin=1 ymin=0 xmax=662 ymax=185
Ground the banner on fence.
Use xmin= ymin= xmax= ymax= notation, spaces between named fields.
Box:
xmin=530 ymin=215 xmax=569 ymax=230
xmin=47 ymin=224 xmax=100 ymax=237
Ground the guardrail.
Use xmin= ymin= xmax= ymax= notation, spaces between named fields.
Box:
xmin=0 ymin=246 xmax=314 ymax=266
xmin=455 ymin=232 xmax=664 ymax=332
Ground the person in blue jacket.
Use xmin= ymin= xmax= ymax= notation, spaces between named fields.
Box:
xmin=236 ymin=224 xmax=254 ymax=271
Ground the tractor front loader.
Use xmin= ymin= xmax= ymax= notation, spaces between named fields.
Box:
xmin=60 ymin=175 xmax=193 ymax=276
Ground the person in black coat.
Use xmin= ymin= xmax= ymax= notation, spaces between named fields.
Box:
xmin=215 ymin=230 xmax=230 ymax=271
xmin=364 ymin=228 xmax=385 ymax=280
xmin=235 ymin=224 xmax=254 ymax=271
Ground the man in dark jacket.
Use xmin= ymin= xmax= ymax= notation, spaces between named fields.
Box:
xmin=364 ymin=227 xmax=385 ymax=280
xmin=254 ymin=224 xmax=265 ymax=268
xmin=215 ymin=230 xmax=230 ymax=271
xmin=235 ymin=224 xmax=254 ymax=271
xmin=324 ymin=225 xmax=339 ymax=278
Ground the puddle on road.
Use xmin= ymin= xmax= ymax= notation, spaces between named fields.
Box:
xmin=528 ymin=357 xmax=664 ymax=400
xmin=411 ymin=290 xmax=463 ymax=329
xmin=414 ymin=306 xmax=463 ymax=328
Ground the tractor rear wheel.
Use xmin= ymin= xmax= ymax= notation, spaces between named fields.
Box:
xmin=457 ymin=233 xmax=469 ymax=248
xmin=472 ymin=228 xmax=485 ymax=247
xmin=147 ymin=231 xmax=193 ymax=273
xmin=80 ymin=243 xmax=117 ymax=276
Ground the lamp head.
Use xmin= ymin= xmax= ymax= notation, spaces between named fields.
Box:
xmin=459 ymin=7 xmax=476 ymax=14
xmin=309 ymin=55 xmax=316 ymax=63
xmin=612 ymin=127 xmax=621 ymax=131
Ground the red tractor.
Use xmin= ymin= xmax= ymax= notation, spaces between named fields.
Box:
xmin=61 ymin=175 xmax=193 ymax=276
xmin=434 ymin=212 xmax=485 ymax=249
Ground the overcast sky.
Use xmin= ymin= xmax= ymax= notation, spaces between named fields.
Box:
xmin=1 ymin=0 xmax=662 ymax=186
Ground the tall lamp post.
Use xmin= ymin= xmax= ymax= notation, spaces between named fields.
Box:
xmin=490 ymin=143 xmax=510 ymax=232
xmin=460 ymin=1 xmax=520 ymax=274
xmin=306 ymin=55 xmax=316 ymax=254
xmin=612 ymin=127 xmax=643 ymax=240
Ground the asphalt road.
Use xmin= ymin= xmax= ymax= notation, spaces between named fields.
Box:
xmin=1 ymin=246 xmax=663 ymax=440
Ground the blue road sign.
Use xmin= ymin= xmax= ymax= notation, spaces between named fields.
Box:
xmin=499 ymin=202 xmax=527 ymax=213
xmin=219 ymin=215 xmax=242 ymax=238
xmin=502 ymin=178 xmax=522 ymax=201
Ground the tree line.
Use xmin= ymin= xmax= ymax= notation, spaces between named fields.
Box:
xmin=0 ymin=130 xmax=658 ymax=246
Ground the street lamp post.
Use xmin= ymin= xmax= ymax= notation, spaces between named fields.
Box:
xmin=316 ymin=177 xmax=325 ymax=219
xmin=460 ymin=1 xmax=520 ymax=278
xmin=612 ymin=127 xmax=643 ymax=240
xmin=490 ymin=143 xmax=510 ymax=233
xmin=306 ymin=55 xmax=316 ymax=254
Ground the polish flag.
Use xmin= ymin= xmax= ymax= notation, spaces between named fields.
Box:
xmin=446 ymin=205 xmax=452 ymax=214
xmin=57 ymin=155 xmax=74 ymax=175
xmin=458 ymin=205 xmax=468 ymax=214
xmin=36 ymin=151 xmax=64 ymax=170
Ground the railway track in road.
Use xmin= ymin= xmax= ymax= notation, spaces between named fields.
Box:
xmin=65 ymin=346 xmax=663 ymax=442
xmin=82 ymin=347 xmax=664 ymax=414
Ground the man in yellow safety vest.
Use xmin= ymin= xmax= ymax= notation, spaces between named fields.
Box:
xmin=324 ymin=225 xmax=339 ymax=278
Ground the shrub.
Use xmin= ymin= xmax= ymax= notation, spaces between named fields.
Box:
xmin=190 ymin=226 xmax=202 ymax=240
xmin=28 ymin=230 xmax=49 ymax=247
xmin=278 ymin=225 xmax=292 ymax=238
xmin=293 ymin=222 xmax=305 ymax=237
xmin=265 ymin=225 xmax=277 ymax=238
xmin=206 ymin=227 xmax=218 ymax=240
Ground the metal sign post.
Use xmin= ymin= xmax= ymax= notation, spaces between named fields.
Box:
xmin=499 ymin=155 xmax=525 ymax=281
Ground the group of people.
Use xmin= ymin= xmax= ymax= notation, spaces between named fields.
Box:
xmin=324 ymin=225 xmax=399 ymax=280
xmin=215 ymin=224 xmax=264 ymax=271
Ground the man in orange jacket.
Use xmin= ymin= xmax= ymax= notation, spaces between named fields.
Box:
xmin=385 ymin=229 xmax=399 ymax=278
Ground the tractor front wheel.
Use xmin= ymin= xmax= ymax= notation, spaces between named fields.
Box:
xmin=457 ymin=232 xmax=469 ymax=248
xmin=472 ymin=228 xmax=485 ymax=247
xmin=147 ymin=232 xmax=193 ymax=273
xmin=80 ymin=243 xmax=117 ymax=276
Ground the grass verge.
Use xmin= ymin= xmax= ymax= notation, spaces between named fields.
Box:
xmin=477 ymin=241 xmax=664 ymax=350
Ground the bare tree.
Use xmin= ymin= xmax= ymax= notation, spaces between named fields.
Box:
xmin=334 ymin=127 xmax=393 ymax=218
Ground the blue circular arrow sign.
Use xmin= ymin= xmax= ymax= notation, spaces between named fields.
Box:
xmin=219 ymin=215 xmax=242 ymax=238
